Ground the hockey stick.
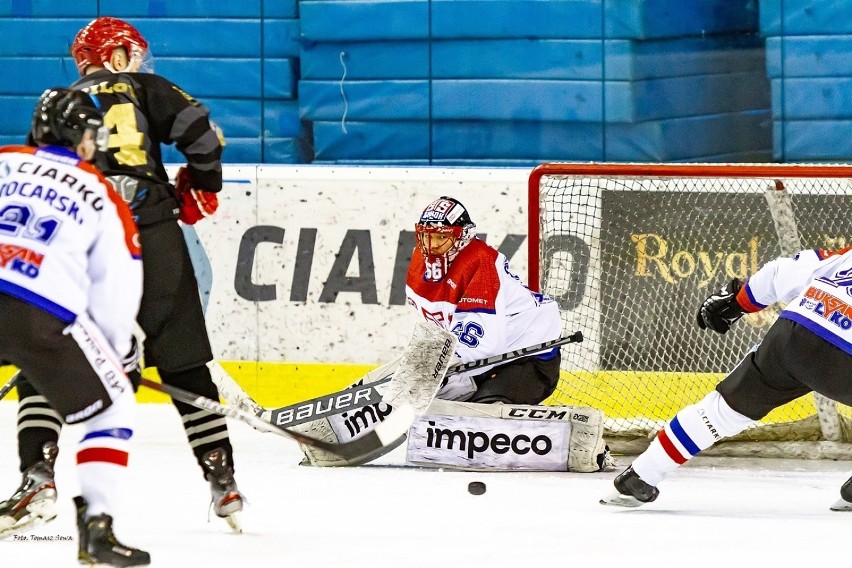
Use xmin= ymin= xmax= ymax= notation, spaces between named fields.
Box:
xmin=139 ymin=377 xmax=413 ymax=463
xmin=447 ymin=331 xmax=583 ymax=375
xmin=0 ymin=371 xmax=19 ymax=401
xmin=251 ymin=331 xmax=583 ymax=425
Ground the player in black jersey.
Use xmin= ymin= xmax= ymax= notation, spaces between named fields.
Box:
xmin=0 ymin=17 xmax=244 ymax=535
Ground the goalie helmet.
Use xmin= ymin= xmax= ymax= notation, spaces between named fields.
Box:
xmin=415 ymin=196 xmax=476 ymax=281
xmin=30 ymin=88 xmax=108 ymax=152
xmin=71 ymin=17 xmax=152 ymax=75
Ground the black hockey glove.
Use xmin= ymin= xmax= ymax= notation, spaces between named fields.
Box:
xmin=696 ymin=278 xmax=747 ymax=335
xmin=122 ymin=336 xmax=143 ymax=392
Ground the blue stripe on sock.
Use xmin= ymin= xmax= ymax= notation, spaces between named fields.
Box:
xmin=670 ymin=416 xmax=701 ymax=456
xmin=81 ymin=428 xmax=133 ymax=442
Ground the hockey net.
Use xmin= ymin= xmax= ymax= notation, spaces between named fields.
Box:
xmin=529 ymin=163 xmax=852 ymax=459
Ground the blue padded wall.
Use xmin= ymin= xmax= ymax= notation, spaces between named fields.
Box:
xmin=12 ymin=1 xmax=833 ymax=164
xmin=299 ymin=0 xmax=769 ymax=164
xmin=761 ymin=1 xmax=852 ymax=161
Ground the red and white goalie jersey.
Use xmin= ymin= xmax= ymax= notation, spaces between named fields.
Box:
xmin=0 ymin=145 xmax=142 ymax=356
xmin=406 ymin=238 xmax=562 ymax=400
xmin=738 ymin=246 xmax=852 ymax=355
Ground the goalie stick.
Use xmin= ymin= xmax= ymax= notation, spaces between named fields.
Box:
xmin=139 ymin=378 xmax=414 ymax=464
xmin=213 ymin=331 xmax=584 ymax=426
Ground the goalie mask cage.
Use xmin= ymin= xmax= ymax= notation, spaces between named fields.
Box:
xmin=529 ymin=163 xmax=852 ymax=459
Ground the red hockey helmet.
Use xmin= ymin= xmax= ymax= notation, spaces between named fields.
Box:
xmin=415 ymin=196 xmax=476 ymax=280
xmin=70 ymin=17 xmax=150 ymax=76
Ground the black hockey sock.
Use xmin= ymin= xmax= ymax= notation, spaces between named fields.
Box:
xmin=159 ymin=365 xmax=235 ymax=478
xmin=16 ymin=376 xmax=62 ymax=472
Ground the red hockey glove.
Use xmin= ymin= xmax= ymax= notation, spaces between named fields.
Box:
xmin=175 ymin=166 xmax=218 ymax=225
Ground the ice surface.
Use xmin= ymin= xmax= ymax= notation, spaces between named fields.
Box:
xmin=0 ymin=402 xmax=849 ymax=567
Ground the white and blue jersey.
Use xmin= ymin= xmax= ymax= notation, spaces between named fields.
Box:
xmin=0 ymin=144 xmax=142 ymax=357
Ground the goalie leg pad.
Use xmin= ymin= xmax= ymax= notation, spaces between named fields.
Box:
xmin=409 ymin=400 xmax=610 ymax=472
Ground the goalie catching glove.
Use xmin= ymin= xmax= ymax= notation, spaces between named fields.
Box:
xmin=696 ymin=278 xmax=751 ymax=335
xmin=175 ymin=166 xmax=218 ymax=225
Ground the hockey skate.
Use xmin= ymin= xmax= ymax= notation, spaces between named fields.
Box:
xmin=599 ymin=466 xmax=659 ymax=508
xmin=202 ymin=447 xmax=243 ymax=533
xmin=0 ymin=441 xmax=59 ymax=538
xmin=75 ymin=496 xmax=150 ymax=567
xmin=830 ymin=474 xmax=852 ymax=511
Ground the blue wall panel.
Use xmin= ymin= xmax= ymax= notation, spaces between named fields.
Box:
xmin=264 ymin=137 xmax=313 ymax=162
xmin=156 ymin=59 xmax=261 ymax=98
xmin=0 ymin=1 xmax=95 ymax=16
xmin=299 ymin=1 xmax=427 ymax=41
xmin=774 ymin=119 xmax=852 ymax=161
xmin=606 ymin=0 xmax=757 ymax=39
xmin=301 ymin=42 xmax=428 ymax=80
xmin=311 ymin=120 xmax=428 ymax=160
xmin=263 ymin=58 xmax=298 ymax=99
xmin=299 ymin=36 xmax=764 ymax=82
xmin=0 ymin=95 xmax=35 ymax=135
xmin=431 ymin=0 xmax=601 ymax=39
xmin=205 ymin=99 xmax=262 ymax=138
xmin=770 ymin=78 xmax=852 ymax=120
xmin=604 ymin=111 xmax=771 ymax=161
xmin=98 ymin=0 xmax=261 ymax=17
xmin=264 ymin=100 xmax=305 ymax=137
xmin=606 ymin=35 xmax=764 ymax=80
xmin=132 ymin=20 xmax=261 ymax=57
xmin=766 ymin=36 xmax=852 ymax=78
xmin=264 ymin=19 xmax=301 ymax=58
xmin=264 ymin=0 xmax=298 ymax=19
xmin=299 ymin=80 xmax=429 ymax=120
xmin=604 ymin=72 xmax=769 ymax=122
xmin=0 ymin=58 xmax=78 ymax=95
xmin=432 ymin=120 xmax=603 ymax=161
xmin=760 ymin=1 xmax=852 ymax=36
xmin=432 ymin=80 xmax=602 ymax=121
xmin=0 ymin=19 xmax=91 ymax=55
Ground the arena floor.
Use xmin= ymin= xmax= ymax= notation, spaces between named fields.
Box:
xmin=0 ymin=402 xmax=848 ymax=567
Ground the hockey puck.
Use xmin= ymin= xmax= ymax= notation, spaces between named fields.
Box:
xmin=468 ymin=481 xmax=486 ymax=495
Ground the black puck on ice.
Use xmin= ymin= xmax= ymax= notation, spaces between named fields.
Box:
xmin=468 ymin=481 xmax=486 ymax=495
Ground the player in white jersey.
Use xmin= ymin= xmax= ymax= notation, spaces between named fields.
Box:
xmin=602 ymin=245 xmax=852 ymax=510
xmin=406 ymin=196 xmax=563 ymax=403
xmin=0 ymin=88 xmax=149 ymax=566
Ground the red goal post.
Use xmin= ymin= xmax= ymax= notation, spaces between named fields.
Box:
xmin=528 ymin=162 xmax=852 ymax=458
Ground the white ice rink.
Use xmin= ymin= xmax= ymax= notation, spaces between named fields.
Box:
xmin=0 ymin=401 xmax=849 ymax=568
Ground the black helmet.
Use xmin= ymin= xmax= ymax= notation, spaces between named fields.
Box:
xmin=30 ymin=88 xmax=105 ymax=149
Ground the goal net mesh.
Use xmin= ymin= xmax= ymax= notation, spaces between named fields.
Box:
xmin=531 ymin=164 xmax=852 ymax=457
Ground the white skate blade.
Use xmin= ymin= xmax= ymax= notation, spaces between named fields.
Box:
xmin=830 ymin=497 xmax=852 ymax=512
xmin=224 ymin=511 xmax=242 ymax=534
xmin=599 ymin=489 xmax=647 ymax=508
xmin=0 ymin=497 xmax=58 ymax=539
